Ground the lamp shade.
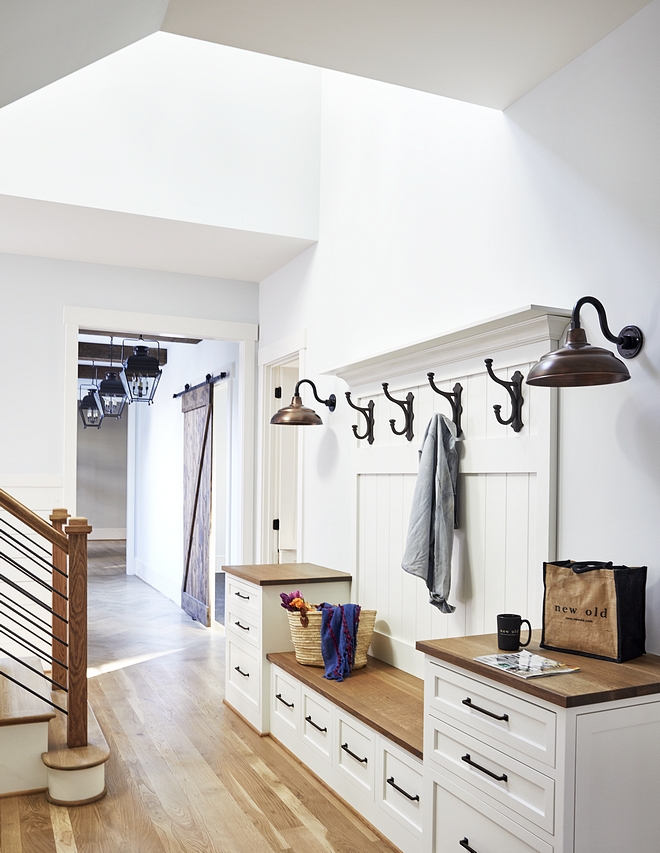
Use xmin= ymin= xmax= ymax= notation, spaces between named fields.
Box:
xmin=98 ymin=371 xmax=128 ymax=418
xmin=526 ymin=328 xmax=631 ymax=387
xmin=121 ymin=344 xmax=162 ymax=403
xmin=270 ymin=395 xmax=324 ymax=425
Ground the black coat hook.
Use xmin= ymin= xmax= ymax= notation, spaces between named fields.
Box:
xmin=382 ymin=383 xmax=414 ymax=442
xmin=345 ymin=392 xmax=375 ymax=444
xmin=484 ymin=359 xmax=524 ymax=432
xmin=427 ymin=374 xmax=463 ymax=437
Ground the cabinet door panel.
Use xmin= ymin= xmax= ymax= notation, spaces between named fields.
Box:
xmin=301 ymin=688 xmax=333 ymax=763
xmin=336 ymin=712 xmax=375 ymax=796
xmin=575 ymin=702 xmax=660 ymax=853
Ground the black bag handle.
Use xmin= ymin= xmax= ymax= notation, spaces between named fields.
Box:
xmin=571 ymin=561 xmax=614 ymax=574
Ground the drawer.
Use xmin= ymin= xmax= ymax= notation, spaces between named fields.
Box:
xmin=227 ymin=638 xmax=260 ymax=709
xmin=301 ymin=687 xmax=333 ymax=763
xmin=271 ymin=667 xmax=300 ymax=735
xmin=426 ymin=716 xmax=555 ymax=834
xmin=226 ymin=605 xmax=261 ymax=649
xmin=336 ymin=711 xmax=375 ymax=797
xmin=430 ymin=771 xmax=553 ymax=853
xmin=377 ymin=738 xmax=424 ymax=835
xmin=427 ymin=662 xmax=556 ymax=768
xmin=226 ymin=576 xmax=261 ymax=618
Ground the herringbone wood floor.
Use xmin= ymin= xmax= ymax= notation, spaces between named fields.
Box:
xmin=0 ymin=542 xmax=396 ymax=853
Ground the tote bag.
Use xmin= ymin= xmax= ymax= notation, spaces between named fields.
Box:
xmin=541 ymin=560 xmax=647 ymax=663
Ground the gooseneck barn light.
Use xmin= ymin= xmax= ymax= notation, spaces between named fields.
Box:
xmin=526 ymin=296 xmax=644 ymax=387
xmin=120 ymin=337 xmax=163 ymax=404
xmin=270 ymin=379 xmax=336 ymax=425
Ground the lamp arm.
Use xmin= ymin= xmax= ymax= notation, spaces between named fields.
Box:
xmin=571 ymin=296 xmax=623 ymax=344
xmin=294 ymin=379 xmax=336 ymax=411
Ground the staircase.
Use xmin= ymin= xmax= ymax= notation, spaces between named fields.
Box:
xmin=0 ymin=489 xmax=110 ymax=804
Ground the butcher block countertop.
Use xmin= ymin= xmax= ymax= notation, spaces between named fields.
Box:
xmin=417 ymin=630 xmax=660 ymax=708
xmin=222 ymin=562 xmax=352 ymax=587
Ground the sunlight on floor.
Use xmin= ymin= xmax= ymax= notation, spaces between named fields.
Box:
xmin=87 ymin=647 xmax=185 ymax=678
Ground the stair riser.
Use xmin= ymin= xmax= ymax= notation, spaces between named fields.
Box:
xmin=0 ymin=721 xmax=49 ymax=795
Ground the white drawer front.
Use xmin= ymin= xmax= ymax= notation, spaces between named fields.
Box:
xmin=428 ymin=663 xmax=556 ymax=768
xmin=226 ymin=577 xmax=261 ymax=618
xmin=226 ymin=605 xmax=261 ymax=649
xmin=378 ymin=739 xmax=424 ymax=835
xmin=431 ymin=772 xmax=553 ymax=853
xmin=301 ymin=688 xmax=333 ymax=763
xmin=227 ymin=638 xmax=260 ymax=708
xmin=272 ymin=667 xmax=300 ymax=734
xmin=336 ymin=712 xmax=375 ymax=796
xmin=426 ymin=717 xmax=555 ymax=834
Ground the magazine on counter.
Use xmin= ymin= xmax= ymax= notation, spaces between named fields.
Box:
xmin=474 ymin=650 xmax=580 ymax=679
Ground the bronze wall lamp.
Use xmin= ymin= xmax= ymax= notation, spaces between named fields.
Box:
xmin=526 ymin=296 xmax=643 ymax=387
xmin=270 ymin=379 xmax=336 ymax=425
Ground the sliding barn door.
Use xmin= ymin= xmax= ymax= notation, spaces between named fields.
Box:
xmin=181 ymin=384 xmax=213 ymax=625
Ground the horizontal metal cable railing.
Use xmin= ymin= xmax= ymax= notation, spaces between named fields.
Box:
xmin=0 ymin=516 xmax=69 ymax=713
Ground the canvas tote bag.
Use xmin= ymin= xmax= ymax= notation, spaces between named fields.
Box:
xmin=541 ymin=560 xmax=647 ymax=663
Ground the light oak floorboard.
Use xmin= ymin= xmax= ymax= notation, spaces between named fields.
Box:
xmin=2 ymin=543 xmax=397 ymax=852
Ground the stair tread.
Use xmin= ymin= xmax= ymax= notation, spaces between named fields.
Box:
xmin=42 ymin=692 xmax=110 ymax=770
xmin=0 ymin=656 xmax=56 ymax=726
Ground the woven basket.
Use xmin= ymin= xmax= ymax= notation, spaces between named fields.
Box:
xmin=287 ymin=608 xmax=376 ymax=668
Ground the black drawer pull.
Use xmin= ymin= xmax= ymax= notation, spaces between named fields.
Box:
xmin=234 ymin=666 xmax=249 ymax=678
xmin=235 ymin=591 xmax=250 ymax=600
xmin=234 ymin=620 xmax=250 ymax=631
xmin=386 ymin=776 xmax=419 ymax=802
xmin=461 ymin=753 xmax=508 ymax=782
xmin=305 ymin=715 xmax=327 ymax=733
xmin=459 ymin=839 xmax=478 ymax=853
xmin=341 ymin=743 xmax=368 ymax=764
xmin=462 ymin=697 xmax=509 ymax=722
xmin=276 ymin=693 xmax=294 ymax=708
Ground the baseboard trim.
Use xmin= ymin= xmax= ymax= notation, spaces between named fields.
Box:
xmin=89 ymin=528 xmax=126 ymax=541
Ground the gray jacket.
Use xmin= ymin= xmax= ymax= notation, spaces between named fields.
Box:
xmin=401 ymin=413 xmax=458 ymax=613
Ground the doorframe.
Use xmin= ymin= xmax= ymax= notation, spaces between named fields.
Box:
xmin=63 ymin=306 xmax=258 ymax=567
xmin=257 ymin=330 xmax=307 ymax=563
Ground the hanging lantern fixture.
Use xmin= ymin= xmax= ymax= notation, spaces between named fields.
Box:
xmin=98 ymin=337 xmax=128 ymax=418
xmin=79 ymin=384 xmax=104 ymax=429
xmin=120 ymin=337 xmax=163 ymax=404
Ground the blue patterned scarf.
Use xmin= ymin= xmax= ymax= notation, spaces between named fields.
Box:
xmin=319 ymin=603 xmax=361 ymax=681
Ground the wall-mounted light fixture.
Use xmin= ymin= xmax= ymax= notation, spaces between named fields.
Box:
xmin=270 ymin=379 xmax=336 ymax=425
xmin=79 ymin=385 xmax=104 ymax=429
xmin=526 ymin=296 xmax=644 ymax=387
xmin=120 ymin=337 xmax=163 ymax=404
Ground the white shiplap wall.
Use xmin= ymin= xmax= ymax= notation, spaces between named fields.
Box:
xmin=331 ymin=306 xmax=570 ymax=677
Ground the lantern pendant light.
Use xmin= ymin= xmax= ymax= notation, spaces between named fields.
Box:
xmin=120 ymin=336 xmax=163 ymax=404
xmin=79 ymin=384 xmax=104 ymax=429
xmin=98 ymin=336 xmax=128 ymax=418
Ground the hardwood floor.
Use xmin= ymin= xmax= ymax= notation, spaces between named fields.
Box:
xmin=0 ymin=542 xmax=397 ymax=853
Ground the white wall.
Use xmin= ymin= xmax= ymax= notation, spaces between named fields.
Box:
xmin=132 ymin=339 xmax=239 ymax=603
xmin=0 ymin=252 xmax=258 ymax=520
xmin=259 ymin=3 xmax=660 ymax=652
xmin=77 ymin=412 xmax=128 ymax=538
xmin=0 ymin=32 xmax=321 ymax=241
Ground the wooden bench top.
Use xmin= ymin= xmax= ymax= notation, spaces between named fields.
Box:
xmin=267 ymin=652 xmax=424 ymax=759
xmin=223 ymin=562 xmax=352 ymax=587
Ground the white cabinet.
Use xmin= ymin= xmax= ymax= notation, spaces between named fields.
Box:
xmin=420 ymin=637 xmax=660 ymax=853
xmin=269 ymin=662 xmax=423 ymax=853
xmin=223 ymin=564 xmax=351 ymax=733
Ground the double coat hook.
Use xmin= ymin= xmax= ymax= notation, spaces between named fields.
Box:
xmin=345 ymin=392 xmax=375 ymax=444
xmin=484 ymin=359 xmax=524 ymax=432
xmin=382 ymin=383 xmax=414 ymax=442
xmin=427 ymin=374 xmax=463 ymax=436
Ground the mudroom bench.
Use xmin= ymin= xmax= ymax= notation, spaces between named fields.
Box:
xmin=267 ymin=651 xmax=424 ymax=853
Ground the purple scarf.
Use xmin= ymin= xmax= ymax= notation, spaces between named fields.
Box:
xmin=319 ymin=603 xmax=361 ymax=681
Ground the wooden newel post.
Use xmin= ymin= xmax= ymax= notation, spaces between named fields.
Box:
xmin=50 ymin=508 xmax=69 ymax=692
xmin=65 ymin=516 xmax=92 ymax=748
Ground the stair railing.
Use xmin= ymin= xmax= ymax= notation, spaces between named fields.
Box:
xmin=0 ymin=488 xmax=90 ymax=748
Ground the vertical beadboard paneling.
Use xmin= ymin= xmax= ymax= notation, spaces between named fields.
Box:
xmin=505 ymin=473 xmax=531 ymax=618
xmin=484 ymin=474 xmax=508 ymax=631
xmin=387 ymin=474 xmax=404 ymax=642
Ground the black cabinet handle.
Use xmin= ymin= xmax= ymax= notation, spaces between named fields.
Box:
xmin=234 ymin=620 xmax=250 ymax=631
xmin=386 ymin=776 xmax=419 ymax=802
xmin=462 ymin=697 xmax=509 ymax=722
xmin=276 ymin=693 xmax=294 ymax=708
xmin=341 ymin=743 xmax=368 ymax=764
xmin=305 ymin=715 xmax=327 ymax=733
xmin=461 ymin=753 xmax=508 ymax=782
xmin=235 ymin=591 xmax=250 ymax=600
xmin=234 ymin=666 xmax=249 ymax=677
xmin=459 ymin=839 xmax=478 ymax=853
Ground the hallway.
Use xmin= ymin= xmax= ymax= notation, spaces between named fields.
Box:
xmin=0 ymin=543 xmax=396 ymax=853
